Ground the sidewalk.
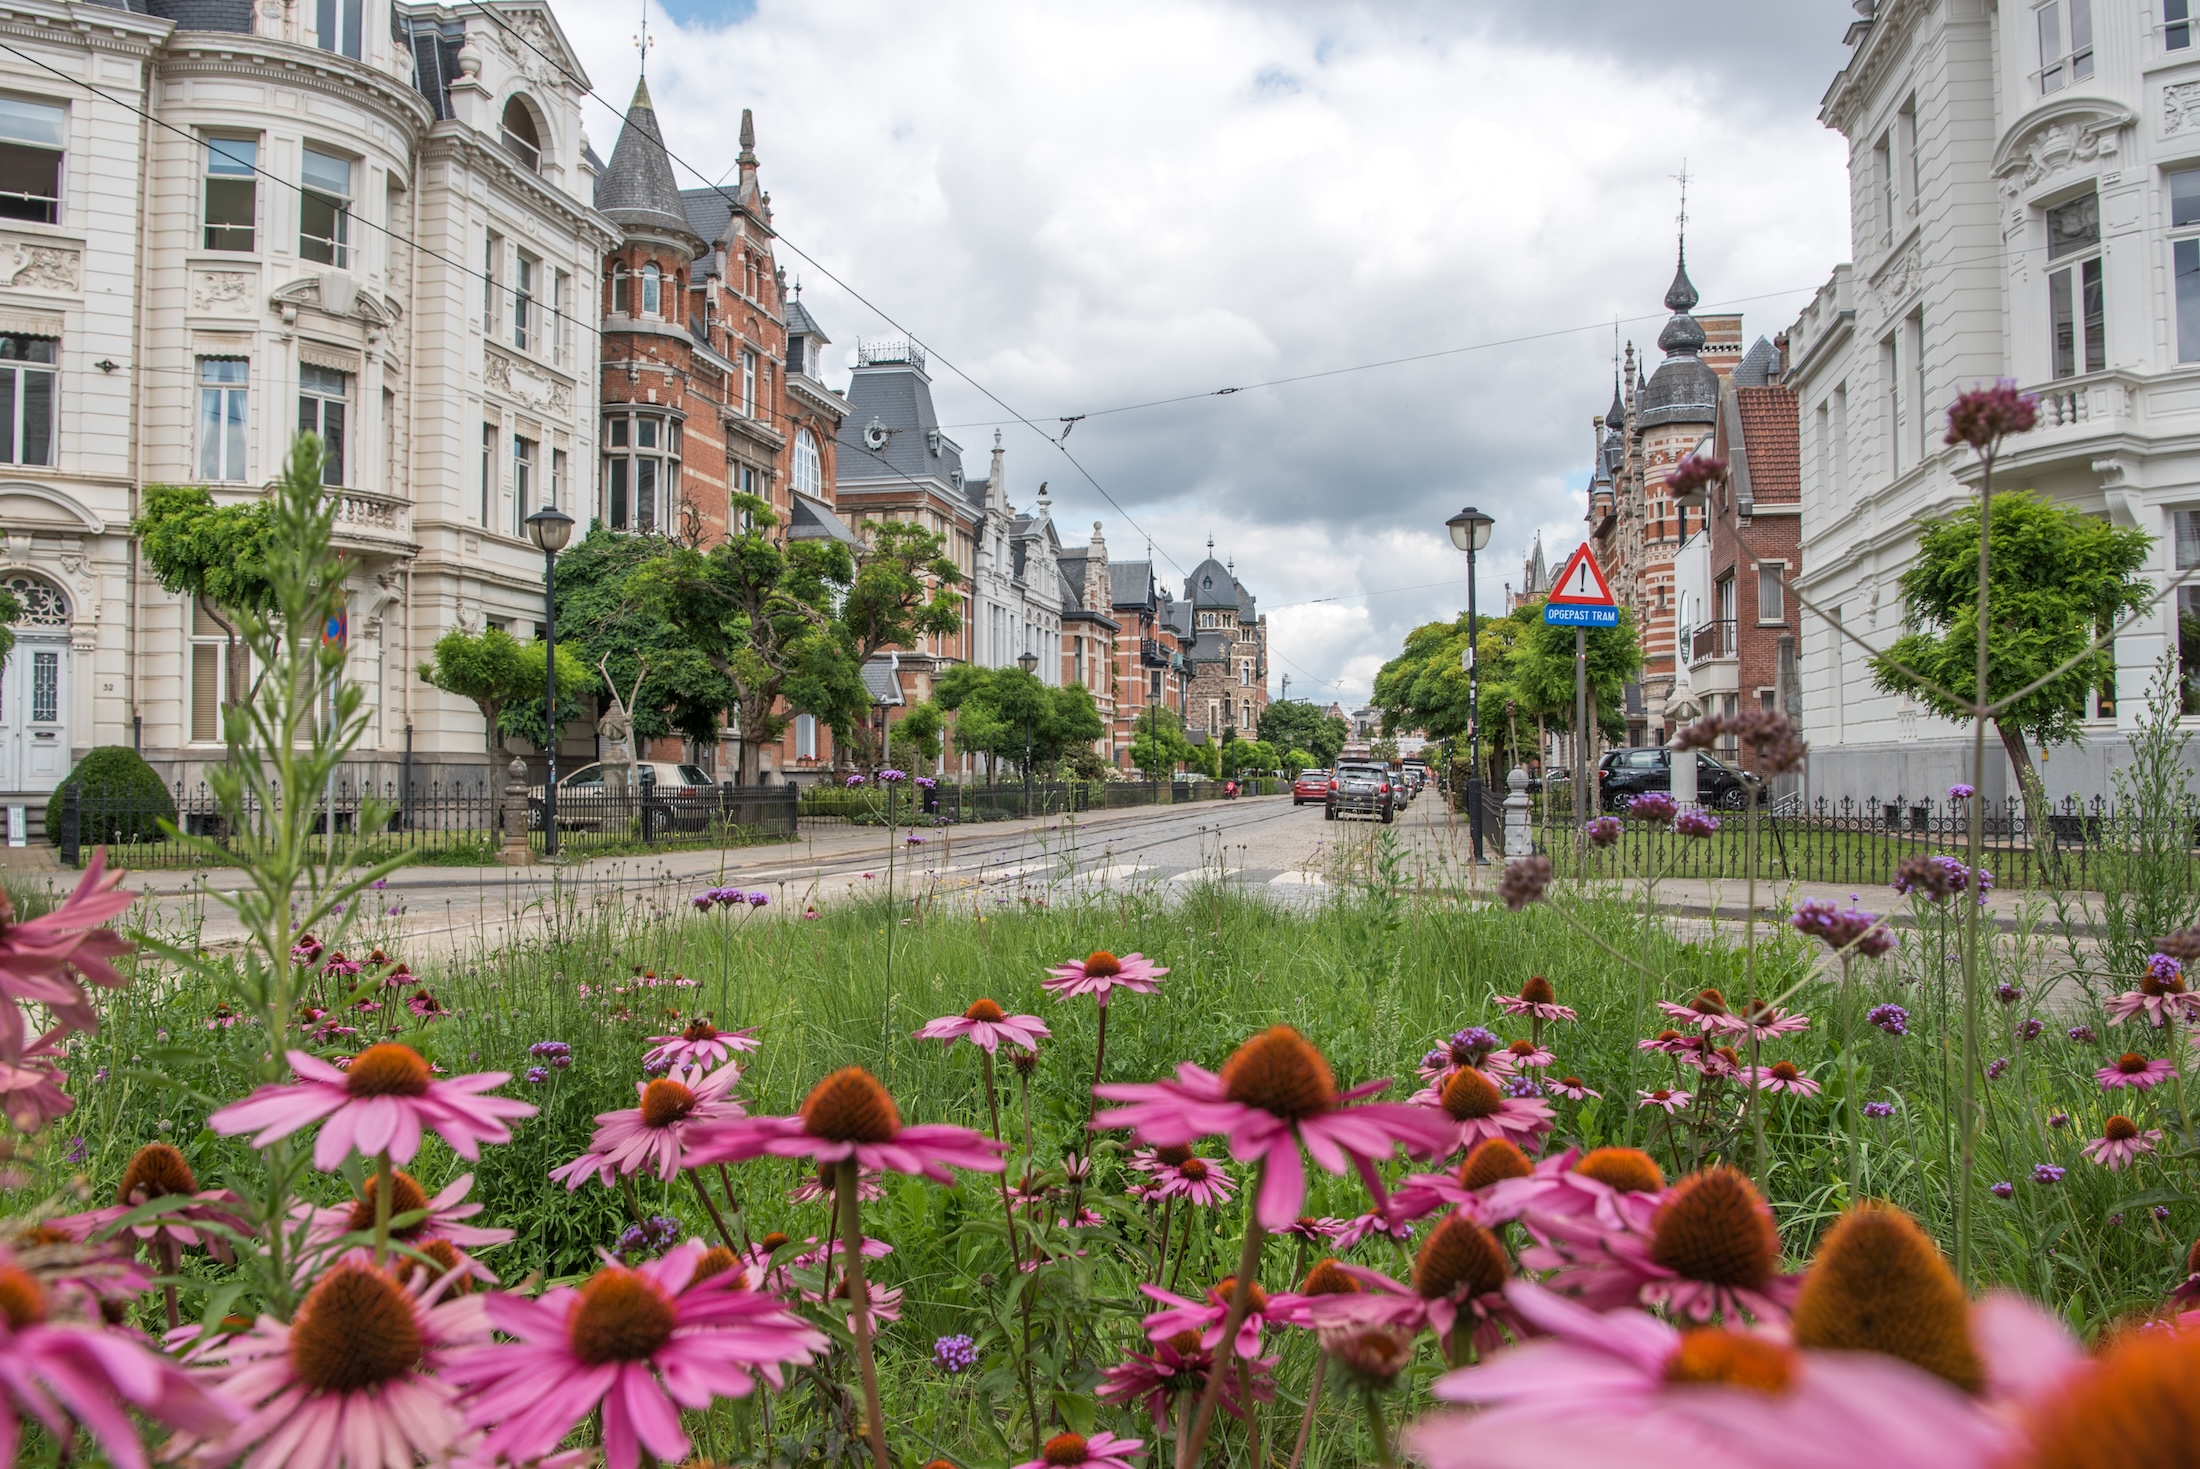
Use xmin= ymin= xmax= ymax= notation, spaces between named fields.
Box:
xmin=1574 ymin=873 xmax=2090 ymax=934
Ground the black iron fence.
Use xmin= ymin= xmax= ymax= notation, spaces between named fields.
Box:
xmin=55 ymin=779 xmax=798 ymax=869
xmin=797 ymin=776 xmax=1284 ymax=827
xmin=1529 ymin=793 xmax=2177 ymax=892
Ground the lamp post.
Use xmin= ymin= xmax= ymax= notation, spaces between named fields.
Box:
xmin=526 ymin=502 xmax=576 ymax=858
xmin=1017 ymin=648 xmax=1039 ymax=816
xmin=1446 ymin=506 xmax=1496 ymax=863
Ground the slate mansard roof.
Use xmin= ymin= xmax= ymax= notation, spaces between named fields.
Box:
xmin=836 ymin=359 xmax=966 ymax=492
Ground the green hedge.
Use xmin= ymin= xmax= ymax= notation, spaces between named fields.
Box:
xmin=50 ymin=746 xmax=176 ymax=845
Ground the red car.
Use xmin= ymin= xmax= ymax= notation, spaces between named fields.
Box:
xmin=1292 ymin=769 xmax=1331 ymax=806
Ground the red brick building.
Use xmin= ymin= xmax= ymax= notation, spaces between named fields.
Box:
xmin=594 ymin=87 xmax=851 ymax=779
xmin=1694 ymin=371 xmax=1803 ymax=776
xmin=1106 ymin=558 xmax=1189 ymax=770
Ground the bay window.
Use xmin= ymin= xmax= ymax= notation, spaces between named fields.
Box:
xmin=2047 ymin=192 xmax=2103 ymax=378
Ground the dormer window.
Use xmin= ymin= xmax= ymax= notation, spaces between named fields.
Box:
xmin=500 ymin=98 xmax=542 ymax=173
xmin=786 ymin=334 xmax=805 ymax=376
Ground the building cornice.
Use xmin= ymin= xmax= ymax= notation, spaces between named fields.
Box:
xmin=1822 ymin=0 xmax=1929 ymax=135
xmin=788 ymin=373 xmax=847 ymax=423
xmin=426 ymin=122 xmax=616 ymax=244
xmin=0 ymin=0 xmax=169 ymax=57
xmin=159 ymin=36 xmax=436 ymax=142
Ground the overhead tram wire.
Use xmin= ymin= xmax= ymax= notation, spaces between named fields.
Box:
xmin=455 ymin=0 xmax=1194 ymax=577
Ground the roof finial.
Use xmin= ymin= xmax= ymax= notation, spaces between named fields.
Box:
xmin=633 ymin=0 xmax=652 ymax=75
xmin=1674 ymin=159 xmax=1689 ymax=264
xmin=1207 ymin=532 xmax=1215 ymax=552
xmin=739 ymin=108 xmax=756 ymax=158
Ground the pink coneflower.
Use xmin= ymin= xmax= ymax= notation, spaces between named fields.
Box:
xmin=177 ymin=1260 xmax=484 ymax=1469
xmin=682 ymin=1066 xmax=1003 ymax=1182
xmin=1522 ymin=1166 xmax=1801 ymax=1323
xmin=0 ymin=1252 xmax=232 ymax=1469
xmin=1129 ymin=1143 xmax=1195 ymax=1175
xmin=1680 ymin=1042 xmax=1743 ymax=1080
xmin=403 ymin=986 xmax=446 ymax=1020
xmin=210 ymin=1043 xmax=535 ymax=1171
xmin=1316 ymin=1211 xmax=1518 ymax=1358
xmin=1637 ymin=1029 xmax=1696 ymax=1057
xmin=551 ymin=1063 xmax=745 ymax=1187
xmin=1407 ymin=1278 xmax=2020 ymax=1469
xmin=1483 ymin=1146 xmax=1666 ymax=1233
xmin=787 ymin=1161 xmax=883 ymax=1204
xmin=1042 ymin=950 xmax=1167 ymax=1007
xmin=1546 ymin=1076 xmax=1600 ymax=1101
xmin=640 ymin=1017 xmax=760 ymax=1073
xmin=1013 ymin=1430 xmax=1145 ymax=1469
xmin=1094 ymin=1026 xmax=1458 ymax=1229
xmin=1334 ymin=1207 xmax=1417 ymax=1251
xmin=1638 ymin=1087 xmax=1692 ymax=1113
xmin=0 ymin=1030 xmax=75 ymax=1132
xmin=1099 ymin=1332 xmax=1268 ymax=1426
xmin=2104 ymin=955 xmax=2200 ymax=1027
xmin=1155 ymin=1155 xmax=1236 ymax=1206
xmin=1495 ymin=975 xmax=1577 ymax=1023
xmin=1743 ymin=1061 xmax=1823 ymax=1096
xmin=914 ymin=997 xmax=1051 ymax=1053
xmin=1280 ymin=1214 xmax=1349 ymax=1242
xmin=790 ymin=1234 xmax=891 ymax=1271
xmin=1412 ymin=1064 xmax=1554 ymax=1155
xmin=446 ymin=1240 xmax=827 ymax=1469
xmin=55 ymin=1143 xmax=245 ymax=1263
xmin=1495 ymin=1038 xmax=1556 ymax=1071
xmin=1142 ymin=1276 xmax=1307 ymax=1359
xmin=2081 ymin=1115 xmax=2161 ymax=1170
xmin=303 ymin=1169 xmax=513 ymax=1253
xmin=1656 ymin=988 xmax=1736 ymax=1033
xmin=1728 ymin=997 xmax=1812 ymax=1040
xmin=0 ymin=849 xmax=134 ymax=1062
xmin=821 ymin=1278 xmax=902 ymax=1334
xmin=2097 ymin=1051 xmax=2177 ymax=1090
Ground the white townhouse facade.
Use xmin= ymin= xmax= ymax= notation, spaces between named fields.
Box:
xmin=1793 ymin=0 xmax=2200 ymax=804
xmin=0 ymin=0 xmax=610 ymax=813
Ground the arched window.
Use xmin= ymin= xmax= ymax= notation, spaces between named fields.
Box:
xmin=611 ymin=263 xmax=629 ymax=315
xmin=4 ymin=574 xmax=68 ymax=627
xmin=500 ymin=97 xmax=542 ymax=173
xmin=792 ymin=427 xmax=822 ymax=497
xmin=641 ymin=263 xmax=661 ymax=317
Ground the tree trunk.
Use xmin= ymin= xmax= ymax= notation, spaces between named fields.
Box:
xmin=737 ymin=693 xmax=771 ymax=785
xmin=1995 ymin=719 xmax=2060 ymax=874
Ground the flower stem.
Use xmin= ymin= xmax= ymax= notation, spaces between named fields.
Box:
xmin=1957 ymin=447 xmax=1994 ymax=1288
xmin=1237 ymin=1355 xmax=1262 ymax=1467
xmin=1287 ymin=1353 xmax=1327 ymax=1469
xmin=1362 ymin=1387 xmax=1396 ymax=1469
xmin=985 ymin=1050 xmax=1044 ymax=1457
xmin=1153 ymin=1192 xmax=1176 ymax=1286
xmin=370 ymin=1150 xmax=393 ymax=1267
xmin=1174 ymin=1158 xmax=1267 ymax=1469
xmin=686 ymin=1168 xmax=739 ymax=1252
xmin=836 ymin=1158 xmax=890 ymax=1469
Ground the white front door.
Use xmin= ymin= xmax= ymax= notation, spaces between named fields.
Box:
xmin=0 ymin=636 xmax=69 ymax=792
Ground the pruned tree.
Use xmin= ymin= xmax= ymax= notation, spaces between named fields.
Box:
xmin=135 ymin=482 xmax=279 ymax=709
xmin=415 ymin=627 xmax=599 ymax=755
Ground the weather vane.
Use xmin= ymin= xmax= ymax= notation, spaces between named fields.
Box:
xmin=634 ymin=0 xmax=653 ymax=74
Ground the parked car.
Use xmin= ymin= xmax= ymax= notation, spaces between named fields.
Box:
xmin=1596 ymin=747 xmax=1762 ymax=811
xmin=530 ymin=761 xmax=721 ymax=832
xmin=1326 ymin=762 xmax=1395 ymax=823
xmin=1292 ymin=769 xmax=1332 ymax=805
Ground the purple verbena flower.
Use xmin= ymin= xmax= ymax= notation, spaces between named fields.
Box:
xmin=1862 ymin=1101 xmax=1894 ymax=1119
xmin=1945 ymin=380 xmax=2040 ymax=451
xmin=1626 ymin=793 xmax=1677 ymax=825
xmin=934 ymin=1334 xmax=978 ymax=1374
xmin=1673 ymin=809 xmax=1720 ymax=839
xmin=1584 ymin=816 xmax=1622 ymax=848
xmin=1948 ymin=783 xmax=1975 ymax=801
xmin=1986 ymin=1057 xmax=2010 ymax=1080
xmin=2032 ymin=1163 xmax=2065 ymax=1185
xmin=1867 ymin=1003 xmax=1910 ymax=1037
xmin=2068 ymin=1024 xmax=2098 ymax=1044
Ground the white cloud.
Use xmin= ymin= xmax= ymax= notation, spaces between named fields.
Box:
xmin=558 ymin=0 xmax=1855 ymax=703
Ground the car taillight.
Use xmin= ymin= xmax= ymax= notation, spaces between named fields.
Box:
xmin=1328 ymin=780 xmax=1338 ymax=792
xmin=1380 ymin=783 xmax=1390 ymax=794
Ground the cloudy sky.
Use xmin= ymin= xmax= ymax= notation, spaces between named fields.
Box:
xmin=557 ymin=0 xmax=1861 ymax=704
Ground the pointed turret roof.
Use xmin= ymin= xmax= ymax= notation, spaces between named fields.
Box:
xmin=1605 ymin=375 xmax=1625 ymax=430
xmin=597 ymin=78 xmax=703 ymax=247
xmin=1638 ymin=240 xmax=1718 ymax=429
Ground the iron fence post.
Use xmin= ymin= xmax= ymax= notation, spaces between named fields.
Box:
xmin=58 ymin=782 xmax=78 ymax=868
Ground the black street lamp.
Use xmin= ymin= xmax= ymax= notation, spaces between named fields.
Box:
xmin=1446 ymin=506 xmax=1496 ymax=863
xmin=526 ymin=502 xmax=576 ymax=858
xmin=1017 ymin=648 xmax=1039 ymax=815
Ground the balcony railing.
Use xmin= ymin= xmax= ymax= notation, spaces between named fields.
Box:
xmin=1139 ymin=638 xmax=1170 ymax=668
xmin=1691 ymin=619 xmax=1737 ymax=665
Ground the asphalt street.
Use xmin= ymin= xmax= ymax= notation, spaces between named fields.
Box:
xmin=109 ymin=787 xmax=1484 ymax=960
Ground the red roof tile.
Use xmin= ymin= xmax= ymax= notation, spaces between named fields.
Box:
xmin=1736 ymin=385 xmax=1799 ymax=504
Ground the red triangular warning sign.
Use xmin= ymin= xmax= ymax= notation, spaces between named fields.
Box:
xmin=1546 ymin=543 xmax=1616 ymax=608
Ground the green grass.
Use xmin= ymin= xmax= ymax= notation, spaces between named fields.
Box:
xmin=34 ymin=878 xmax=2200 ymax=1464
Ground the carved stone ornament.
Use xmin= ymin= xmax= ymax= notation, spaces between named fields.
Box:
xmin=483 ymin=350 xmax=573 ymax=415
xmin=494 ymin=10 xmax=564 ymax=88
xmin=1870 ymin=246 xmax=1921 ymax=313
xmin=2167 ymin=81 xmax=2200 ymax=137
xmin=0 ymin=242 xmax=79 ymax=295
xmin=1993 ymin=105 xmax=2132 ymax=189
xmin=193 ymin=271 xmax=253 ymax=312
xmin=268 ymin=275 xmax=399 ymax=329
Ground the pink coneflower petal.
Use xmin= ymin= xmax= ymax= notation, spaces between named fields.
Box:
xmin=1742 ymin=1063 xmax=1822 ymax=1097
xmin=681 ymin=1066 xmax=1002 ymax=1181
xmin=551 ymin=1064 xmax=745 ymax=1188
xmin=914 ymin=999 xmax=1051 ymax=1054
xmin=2096 ymin=1052 xmax=2176 ymax=1090
xmin=210 ymin=1045 xmax=534 ymax=1171
xmin=1042 ymin=950 xmax=1168 ymax=1009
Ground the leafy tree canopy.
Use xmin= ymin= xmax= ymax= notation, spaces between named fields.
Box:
xmin=416 ymin=627 xmax=599 ymax=753
xmin=1129 ymin=705 xmax=1193 ymax=777
xmin=552 ymin=527 xmax=735 ymax=748
xmin=1258 ymin=700 xmax=1350 ymax=767
xmin=1872 ymin=489 xmax=2152 ymax=787
xmin=839 ymin=518 xmax=964 ymax=662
